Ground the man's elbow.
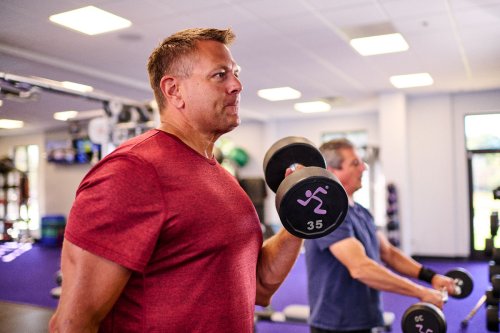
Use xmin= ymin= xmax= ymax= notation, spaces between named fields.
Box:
xmin=255 ymin=294 xmax=272 ymax=307
xmin=348 ymin=263 xmax=370 ymax=281
xmin=255 ymin=282 xmax=277 ymax=307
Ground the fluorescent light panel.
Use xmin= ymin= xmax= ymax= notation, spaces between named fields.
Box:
xmin=257 ymin=87 xmax=301 ymax=101
xmin=54 ymin=111 xmax=79 ymax=121
xmin=390 ymin=73 xmax=434 ymax=88
xmin=0 ymin=119 xmax=24 ymax=129
xmin=61 ymin=81 xmax=94 ymax=93
xmin=49 ymin=6 xmax=132 ymax=35
xmin=350 ymin=33 xmax=409 ymax=56
xmin=294 ymin=101 xmax=331 ymax=113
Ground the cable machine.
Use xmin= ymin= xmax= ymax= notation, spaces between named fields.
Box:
xmin=0 ymin=71 xmax=158 ymax=156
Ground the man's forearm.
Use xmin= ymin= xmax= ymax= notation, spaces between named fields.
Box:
xmin=255 ymin=228 xmax=303 ymax=305
xmin=353 ymin=258 xmax=425 ymax=299
xmin=382 ymin=246 xmax=422 ymax=278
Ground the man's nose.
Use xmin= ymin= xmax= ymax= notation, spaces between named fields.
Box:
xmin=228 ymin=74 xmax=243 ymax=94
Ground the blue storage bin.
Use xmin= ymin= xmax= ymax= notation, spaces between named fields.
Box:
xmin=40 ymin=215 xmax=66 ymax=246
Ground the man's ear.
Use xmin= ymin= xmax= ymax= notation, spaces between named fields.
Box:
xmin=160 ymin=76 xmax=184 ymax=109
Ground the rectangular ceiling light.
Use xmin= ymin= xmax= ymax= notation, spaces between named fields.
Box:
xmin=294 ymin=101 xmax=331 ymax=113
xmin=390 ymin=73 xmax=434 ymax=88
xmin=54 ymin=111 xmax=79 ymax=121
xmin=0 ymin=119 xmax=24 ymax=129
xmin=257 ymin=87 xmax=301 ymax=101
xmin=49 ymin=6 xmax=132 ymax=35
xmin=61 ymin=81 xmax=94 ymax=93
xmin=350 ymin=33 xmax=409 ymax=56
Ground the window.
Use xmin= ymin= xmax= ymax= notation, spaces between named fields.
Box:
xmin=13 ymin=145 xmax=40 ymax=239
xmin=321 ymin=130 xmax=372 ymax=209
xmin=465 ymin=113 xmax=500 ymax=257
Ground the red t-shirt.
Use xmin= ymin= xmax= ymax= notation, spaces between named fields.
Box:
xmin=65 ymin=130 xmax=263 ymax=332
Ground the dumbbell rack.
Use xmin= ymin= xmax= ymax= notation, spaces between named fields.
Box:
xmin=461 ymin=212 xmax=500 ymax=331
xmin=486 ymin=275 xmax=500 ymax=331
xmin=485 ymin=212 xmax=499 ymax=258
xmin=486 ymin=248 xmax=500 ymax=331
xmin=386 ymin=183 xmax=400 ymax=247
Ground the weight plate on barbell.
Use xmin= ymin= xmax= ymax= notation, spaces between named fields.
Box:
xmin=263 ymin=136 xmax=326 ymax=193
xmin=487 ymin=305 xmax=500 ymax=332
xmin=445 ymin=268 xmax=473 ymax=299
xmin=275 ymin=167 xmax=348 ymax=239
xmin=401 ymin=302 xmax=446 ymax=333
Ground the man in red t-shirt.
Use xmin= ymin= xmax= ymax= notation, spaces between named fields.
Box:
xmin=49 ymin=28 xmax=303 ymax=332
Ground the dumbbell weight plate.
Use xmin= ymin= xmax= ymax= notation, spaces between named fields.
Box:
xmin=491 ymin=261 xmax=500 ymax=282
xmin=55 ymin=270 xmax=62 ymax=286
xmin=493 ymin=247 xmax=500 ymax=265
xmin=487 ymin=305 xmax=500 ymax=332
xmin=263 ymin=136 xmax=326 ymax=193
xmin=487 ymin=238 xmax=495 ymax=257
xmin=401 ymin=302 xmax=446 ymax=333
xmin=276 ymin=167 xmax=348 ymax=239
xmin=445 ymin=268 xmax=473 ymax=299
xmin=493 ymin=275 xmax=500 ymax=295
xmin=487 ymin=288 xmax=499 ymax=306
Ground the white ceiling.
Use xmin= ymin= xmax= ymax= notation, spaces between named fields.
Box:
xmin=1 ymin=0 xmax=500 ymax=135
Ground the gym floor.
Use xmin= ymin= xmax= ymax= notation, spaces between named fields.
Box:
xmin=0 ymin=301 xmax=53 ymax=333
xmin=0 ymin=243 xmax=489 ymax=333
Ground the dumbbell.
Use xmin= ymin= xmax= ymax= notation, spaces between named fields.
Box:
xmin=488 ymin=213 xmax=500 ymax=257
xmin=486 ymin=276 xmax=500 ymax=307
xmin=487 ymin=238 xmax=495 ymax=257
xmin=387 ymin=220 xmax=399 ymax=231
xmin=401 ymin=268 xmax=474 ymax=333
xmin=492 ymin=212 xmax=499 ymax=238
xmin=55 ymin=269 xmax=62 ymax=286
xmin=490 ymin=261 xmax=500 ymax=281
xmin=263 ymin=136 xmax=348 ymax=239
xmin=484 ymin=276 xmax=500 ymax=331
xmin=488 ymin=306 xmax=500 ymax=331
xmin=460 ymin=275 xmax=500 ymax=328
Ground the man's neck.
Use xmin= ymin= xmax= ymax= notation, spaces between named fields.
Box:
xmin=157 ymin=121 xmax=216 ymax=159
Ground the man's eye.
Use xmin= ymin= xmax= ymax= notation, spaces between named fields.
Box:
xmin=215 ymin=72 xmax=226 ymax=78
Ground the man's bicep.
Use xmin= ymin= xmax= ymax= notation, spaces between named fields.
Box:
xmin=329 ymin=237 xmax=368 ymax=270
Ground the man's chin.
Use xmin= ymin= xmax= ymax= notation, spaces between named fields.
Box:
xmin=227 ymin=119 xmax=240 ymax=132
xmin=219 ymin=117 xmax=240 ymax=135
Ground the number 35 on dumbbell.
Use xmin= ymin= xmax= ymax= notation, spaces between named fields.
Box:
xmin=263 ymin=136 xmax=349 ymax=239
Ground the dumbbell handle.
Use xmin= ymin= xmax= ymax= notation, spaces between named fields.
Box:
xmin=461 ymin=294 xmax=486 ymax=327
xmin=441 ymin=278 xmax=463 ymax=298
xmin=440 ymin=289 xmax=449 ymax=302
xmin=440 ymin=281 xmax=463 ymax=302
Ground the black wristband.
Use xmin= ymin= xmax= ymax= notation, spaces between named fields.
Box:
xmin=418 ymin=267 xmax=437 ymax=283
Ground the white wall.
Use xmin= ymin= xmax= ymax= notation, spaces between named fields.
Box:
xmin=378 ymin=93 xmax=411 ymax=253
xmin=407 ymin=94 xmax=458 ymax=256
